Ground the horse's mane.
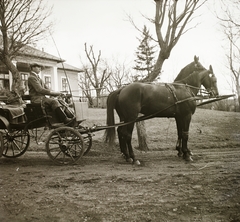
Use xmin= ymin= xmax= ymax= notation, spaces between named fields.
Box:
xmin=174 ymin=69 xmax=209 ymax=85
xmin=174 ymin=71 xmax=196 ymax=84
xmin=174 ymin=62 xmax=195 ymax=82
xmin=174 ymin=58 xmax=206 ymax=82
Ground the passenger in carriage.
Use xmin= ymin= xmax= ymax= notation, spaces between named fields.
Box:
xmin=28 ymin=63 xmax=73 ymax=124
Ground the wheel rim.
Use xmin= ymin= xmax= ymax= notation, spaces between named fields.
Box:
xmin=1 ymin=130 xmax=30 ymax=158
xmin=83 ymin=134 xmax=92 ymax=156
xmin=46 ymin=127 xmax=85 ymax=165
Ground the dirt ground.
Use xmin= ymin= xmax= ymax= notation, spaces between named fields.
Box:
xmin=0 ymin=108 xmax=240 ymax=222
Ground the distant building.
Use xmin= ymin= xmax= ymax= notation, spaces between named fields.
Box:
xmin=0 ymin=44 xmax=83 ymax=101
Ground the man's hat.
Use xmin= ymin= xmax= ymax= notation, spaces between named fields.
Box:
xmin=30 ymin=63 xmax=43 ymax=69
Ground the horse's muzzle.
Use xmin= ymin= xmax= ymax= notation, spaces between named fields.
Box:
xmin=209 ymin=88 xmax=219 ymax=98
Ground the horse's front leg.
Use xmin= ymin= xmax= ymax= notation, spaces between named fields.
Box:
xmin=176 ymin=138 xmax=183 ymax=157
xmin=175 ymin=118 xmax=183 ymax=157
xmin=181 ymin=114 xmax=193 ymax=161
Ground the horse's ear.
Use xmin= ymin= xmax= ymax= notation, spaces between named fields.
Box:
xmin=209 ymin=65 xmax=213 ymax=73
xmin=194 ymin=55 xmax=199 ymax=62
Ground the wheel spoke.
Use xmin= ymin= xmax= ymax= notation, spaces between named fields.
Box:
xmin=1 ymin=130 xmax=30 ymax=158
xmin=46 ymin=127 xmax=85 ymax=165
xmin=52 ymin=150 xmax=63 ymax=160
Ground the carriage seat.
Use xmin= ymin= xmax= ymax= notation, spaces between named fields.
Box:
xmin=22 ymin=95 xmax=70 ymax=125
xmin=25 ymin=104 xmax=44 ymax=122
xmin=0 ymin=105 xmax=26 ymax=124
xmin=22 ymin=95 xmax=53 ymax=119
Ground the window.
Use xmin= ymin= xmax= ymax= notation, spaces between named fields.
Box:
xmin=21 ymin=73 xmax=29 ymax=92
xmin=44 ymin=76 xmax=51 ymax=89
xmin=0 ymin=73 xmax=10 ymax=90
xmin=61 ymin=77 xmax=69 ymax=92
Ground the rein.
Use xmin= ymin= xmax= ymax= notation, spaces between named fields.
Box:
xmin=87 ymin=93 xmax=234 ymax=133
xmin=97 ymin=95 xmax=198 ymax=132
xmin=170 ymin=82 xmax=211 ymax=96
xmin=102 ymin=73 xmax=212 ymax=130
xmin=172 ymin=69 xmax=214 ymax=96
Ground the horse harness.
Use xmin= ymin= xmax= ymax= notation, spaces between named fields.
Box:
xmin=164 ymin=83 xmax=199 ymax=117
xmin=104 ymin=83 xmax=200 ymax=129
xmin=165 ymin=83 xmax=178 ymax=102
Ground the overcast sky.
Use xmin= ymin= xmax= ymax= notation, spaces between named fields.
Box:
xmin=40 ymin=0 xmax=232 ymax=95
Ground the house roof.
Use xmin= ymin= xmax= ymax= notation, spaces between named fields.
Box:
xmin=0 ymin=36 xmax=82 ymax=72
xmin=57 ymin=63 xmax=83 ymax=72
xmin=19 ymin=44 xmax=64 ymax=63
xmin=0 ymin=35 xmax=64 ymax=63
xmin=20 ymin=45 xmax=83 ymax=72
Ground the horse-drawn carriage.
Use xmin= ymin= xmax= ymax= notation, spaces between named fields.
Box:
xmin=0 ymin=56 xmax=234 ymax=165
xmin=0 ymin=94 xmax=93 ymax=165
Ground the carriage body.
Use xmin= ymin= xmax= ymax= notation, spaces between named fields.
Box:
xmin=0 ymin=95 xmax=92 ymax=165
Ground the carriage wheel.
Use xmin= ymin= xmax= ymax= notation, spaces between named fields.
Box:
xmin=45 ymin=127 xmax=85 ymax=165
xmin=83 ymin=134 xmax=92 ymax=156
xmin=63 ymin=133 xmax=92 ymax=156
xmin=1 ymin=129 xmax=30 ymax=158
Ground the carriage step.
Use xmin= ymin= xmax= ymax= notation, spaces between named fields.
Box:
xmin=51 ymin=123 xmax=65 ymax=129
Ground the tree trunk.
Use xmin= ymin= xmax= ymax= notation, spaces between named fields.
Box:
xmin=96 ymin=89 xmax=101 ymax=108
xmin=237 ymin=85 xmax=240 ymax=112
xmin=136 ymin=121 xmax=149 ymax=151
xmin=4 ymin=58 xmax=21 ymax=92
xmin=3 ymin=57 xmax=24 ymax=104
xmin=136 ymin=53 xmax=165 ymax=151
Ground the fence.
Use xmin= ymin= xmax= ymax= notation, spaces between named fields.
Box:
xmin=79 ymin=96 xmax=108 ymax=108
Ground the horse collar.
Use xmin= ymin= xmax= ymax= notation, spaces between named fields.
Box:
xmin=165 ymin=83 xmax=178 ymax=102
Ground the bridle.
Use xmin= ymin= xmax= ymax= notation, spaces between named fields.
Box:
xmin=173 ymin=69 xmax=217 ymax=97
xmin=201 ymin=71 xmax=217 ymax=97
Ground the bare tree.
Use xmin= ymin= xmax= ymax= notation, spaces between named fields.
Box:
xmin=227 ymin=29 xmax=240 ymax=110
xmin=216 ymin=0 xmax=240 ymax=110
xmin=78 ymin=69 xmax=94 ymax=106
xmin=0 ymin=0 xmax=52 ymax=97
xmin=105 ymin=61 xmax=132 ymax=92
xmin=83 ymin=43 xmax=112 ymax=107
xmin=144 ymin=0 xmax=207 ymax=81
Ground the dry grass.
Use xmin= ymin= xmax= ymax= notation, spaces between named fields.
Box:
xmin=83 ymin=107 xmax=240 ymax=152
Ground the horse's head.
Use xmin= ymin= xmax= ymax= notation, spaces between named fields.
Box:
xmin=193 ymin=55 xmax=205 ymax=70
xmin=174 ymin=55 xmax=206 ymax=82
xmin=202 ymin=65 xmax=219 ymax=97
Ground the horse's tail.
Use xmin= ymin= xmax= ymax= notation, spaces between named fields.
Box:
xmin=104 ymin=88 xmax=122 ymax=147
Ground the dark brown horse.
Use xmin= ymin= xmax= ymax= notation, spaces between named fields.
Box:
xmin=105 ymin=66 xmax=219 ymax=164
xmin=174 ymin=55 xmax=206 ymax=82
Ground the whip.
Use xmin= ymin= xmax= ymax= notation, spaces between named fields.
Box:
xmin=48 ymin=29 xmax=76 ymax=113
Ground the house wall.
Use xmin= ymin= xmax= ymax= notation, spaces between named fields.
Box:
xmin=58 ymin=69 xmax=80 ymax=101
xmin=1 ymin=56 xmax=81 ymax=100
xmin=41 ymin=66 xmax=56 ymax=91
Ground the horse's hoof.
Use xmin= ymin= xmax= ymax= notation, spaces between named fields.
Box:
xmin=126 ymin=158 xmax=133 ymax=163
xmin=134 ymin=160 xmax=141 ymax=166
xmin=177 ymin=152 xmax=183 ymax=157
xmin=184 ymin=155 xmax=193 ymax=162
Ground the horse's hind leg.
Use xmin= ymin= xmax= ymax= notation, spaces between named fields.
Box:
xmin=117 ymin=126 xmax=130 ymax=161
xmin=175 ymin=117 xmax=183 ymax=157
xmin=125 ymin=123 xmax=140 ymax=165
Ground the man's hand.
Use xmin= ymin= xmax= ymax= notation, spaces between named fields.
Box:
xmin=50 ymin=91 xmax=61 ymax=97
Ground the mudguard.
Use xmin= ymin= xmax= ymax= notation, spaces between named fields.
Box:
xmin=0 ymin=115 xmax=11 ymax=131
